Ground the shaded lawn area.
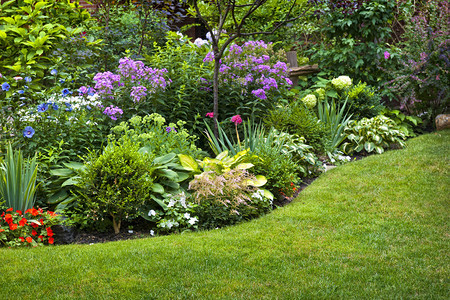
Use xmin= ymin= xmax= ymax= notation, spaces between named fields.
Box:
xmin=1 ymin=131 xmax=448 ymax=299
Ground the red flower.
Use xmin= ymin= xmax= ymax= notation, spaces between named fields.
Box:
xmin=39 ymin=218 xmax=44 ymax=225
xmin=48 ymin=237 xmax=54 ymax=244
xmin=1 ymin=212 xmax=4 ymax=217
xmin=0 ymin=229 xmax=4 ymax=233
xmin=26 ymin=237 xmax=33 ymax=243
xmin=16 ymin=210 xmax=22 ymax=215
xmin=25 ymin=208 xmax=39 ymax=216
xmin=32 ymin=230 xmax=37 ymax=236
xmin=38 ymin=208 xmax=43 ymax=214
xmin=31 ymin=222 xmax=39 ymax=228
xmin=206 ymin=112 xmax=214 ymax=118
xmin=19 ymin=218 xmax=28 ymax=226
xmin=4 ymin=214 xmax=13 ymax=224
xmin=38 ymin=235 xmax=44 ymax=240
xmin=6 ymin=208 xmax=13 ymax=212
xmin=47 ymin=211 xmax=56 ymax=217
xmin=46 ymin=227 xmax=54 ymax=237
xmin=9 ymin=223 xmax=18 ymax=231
xmin=19 ymin=237 xmax=25 ymax=242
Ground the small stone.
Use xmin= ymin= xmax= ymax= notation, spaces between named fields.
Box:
xmin=435 ymin=114 xmax=450 ymax=131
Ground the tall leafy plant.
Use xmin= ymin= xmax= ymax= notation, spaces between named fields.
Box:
xmin=0 ymin=144 xmax=39 ymax=212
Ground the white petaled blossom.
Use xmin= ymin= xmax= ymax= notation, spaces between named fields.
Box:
xmin=188 ymin=217 xmax=198 ymax=225
xmin=194 ymin=38 xmax=209 ymax=48
xmin=167 ymin=199 xmax=176 ymax=207
xmin=150 ymin=230 xmax=155 ymax=236
xmin=148 ymin=210 xmax=156 ymax=216
xmin=179 ymin=192 xmax=187 ymax=208
xmin=251 ymin=189 xmax=264 ymax=201
xmin=331 ymin=76 xmax=352 ymax=90
xmin=301 ymin=94 xmax=317 ymax=109
xmin=184 ymin=213 xmax=191 ymax=219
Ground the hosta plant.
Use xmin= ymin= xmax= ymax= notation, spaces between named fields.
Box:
xmin=341 ymin=115 xmax=407 ymax=155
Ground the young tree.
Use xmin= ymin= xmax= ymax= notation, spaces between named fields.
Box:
xmin=189 ymin=0 xmax=317 ymax=136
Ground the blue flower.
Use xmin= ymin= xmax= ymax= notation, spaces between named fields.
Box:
xmin=52 ymin=103 xmax=59 ymax=110
xmin=23 ymin=126 xmax=35 ymax=138
xmin=50 ymin=69 xmax=58 ymax=76
xmin=86 ymin=105 xmax=91 ymax=110
xmin=61 ymin=88 xmax=72 ymax=97
xmin=18 ymin=90 xmax=24 ymax=94
xmin=59 ymin=79 xmax=65 ymax=84
xmin=65 ymin=102 xmax=72 ymax=112
xmin=24 ymin=76 xmax=32 ymax=82
xmin=24 ymin=85 xmax=29 ymax=89
xmin=37 ymin=103 xmax=49 ymax=112
xmin=1 ymin=82 xmax=10 ymax=91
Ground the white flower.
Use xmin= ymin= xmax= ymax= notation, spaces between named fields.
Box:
xmin=331 ymin=76 xmax=352 ymax=90
xmin=194 ymin=38 xmax=209 ymax=48
xmin=150 ymin=230 xmax=155 ymax=236
xmin=184 ymin=213 xmax=191 ymax=219
xmin=128 ymin=230 xmax=133 ymax=233
xmin=301 ymin=94 xmax=317 ymax=109
xmin=167 ymin=199 xmax=176 ymax=207
xmin=148 ymin=209 xmax=156 ymax=216
xmin=188 ymin=217 xmax=198 ymax=225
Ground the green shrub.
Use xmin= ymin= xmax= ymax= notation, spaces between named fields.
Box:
xmin=189 ymin=169 xmax=272 ymax=230
xmin=264 ymin=102 xmax=329 ymax=152
xmin=76 ymin=139 xmax=155 ymax=234
xmin=345 ymin=82 xmax=384 ymax=119
xmin=342 ymin=115 xmax=407 ymax=155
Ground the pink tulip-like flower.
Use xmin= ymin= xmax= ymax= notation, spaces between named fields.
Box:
xmin=231 ymin=115 xmax=243 ymax=125
xmin=206 ymin=112 xmax=214 ymax=118
xmin=384 ymin=51 xmax=390 ymax=60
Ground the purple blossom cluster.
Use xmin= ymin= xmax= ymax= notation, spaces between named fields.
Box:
xmin=203 ymin=40 xmax=291 ymax=100
xmin=103 ymin=105 xmax=123 ymax=121
xmin=92 ymin=57 xmax=171 ymax=103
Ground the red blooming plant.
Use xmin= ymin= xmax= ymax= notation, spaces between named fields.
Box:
xmin=0 ymin=207 xmax=62 ymax=248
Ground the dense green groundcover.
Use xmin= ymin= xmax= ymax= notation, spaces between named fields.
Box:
xmin=0 ymin=131 xmax=448 ymax=299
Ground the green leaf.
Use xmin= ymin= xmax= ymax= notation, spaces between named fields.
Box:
xmin=364 ymin=142 xmax=375 ymax=153
xmin=151 ymin=183 xmax=164 ymax=194
xmin=153 ymin=153 xmax=176 ymax=165
xmin=235 ymin=163 xmax=254 ymax=170
xmin=0 ymin=30 xmax=6 ymax=39
xmin=61 ymin=177 xmax=80 ymax=187
xmin=178 ymin=154 xmax=200 ymax=173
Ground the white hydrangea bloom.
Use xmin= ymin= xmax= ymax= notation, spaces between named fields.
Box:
xmin=301 ymin=94 xmax=317 ymax=109
xmin=184 ymin=213 xmax=191 ymax=219
xmin=188 ymin=217 xmax=198 ymax=225
xmin=194 ymin=38 xmax=209 ymax=48
xmin=148 ymin=210 xmax=156 ymax=216
xmin=331 ymin=76 xmax=352 ymax=90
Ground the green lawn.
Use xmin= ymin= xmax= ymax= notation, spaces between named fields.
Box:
xmin=1 ymin=131 xmax=448 ymax=299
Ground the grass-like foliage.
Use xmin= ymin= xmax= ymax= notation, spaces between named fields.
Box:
xmin=0 ymin=131 xmax=448 ymax=298
xmin=0 ymin=144 xmax=39 ymax=212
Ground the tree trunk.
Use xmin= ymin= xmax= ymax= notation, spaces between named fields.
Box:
xmin=111 ymin=214 xmax=121 ymax=234
xmin=213 ymin=52 xmax=221 ymax=138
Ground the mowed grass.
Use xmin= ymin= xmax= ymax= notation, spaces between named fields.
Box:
xmin=1 ymin=131 xmax=448 ymax=299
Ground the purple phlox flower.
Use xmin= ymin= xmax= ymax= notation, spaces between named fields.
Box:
xmin=252 ymin=57 xmax=264 ymax=64
xmin=384 ymin=51 xmax=390 ymax=60
xmin=61 ymin=88 xmax=72 ymax=97
xmin=37 ymin=103 xmax=49 ymax=112
xmin=50 ymin=69 xmax=58 ymax=76
xmin=261 ymin=77 xmax=278 ymax=90
xmin=273 ymin=61 xmax=288 ymax=72
xmin=262 ymin=55 xmax=270 ymax=62
xmin=229 ymin=44 xmax=243 ymax=55
xmin=219 ymin=64 xmax=231 ymax=73
xmin=103 ymin=105 xmax=123 ymax=121
xmin=93 ymin=71 xmax=122 ymax=96
xmin=24 ymin=76 xmax=32 ymax=83
xmin=284 ymin=77 xmax=293 ymax=85
xmin=78 ymin=86 xmax=88 ymax=95
xmin=166 ymin=127 xmax=177 ymax=133
xmin=253 ymin=65 xmax=271 ymax=73
xmin=251 ymin=89 xmax=267 ymax=100
xmin=23 ymin=126 xmax=35 ymax=138
xmin=130 ymin=85 xmax=147 ymax=102
xmin=1 ymin=82 xmax=10 ymax=91
xmin=231 ymin=115 xmax=243 ymax=125
xmin=203 ymin=52 xmax=214 ymax=63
